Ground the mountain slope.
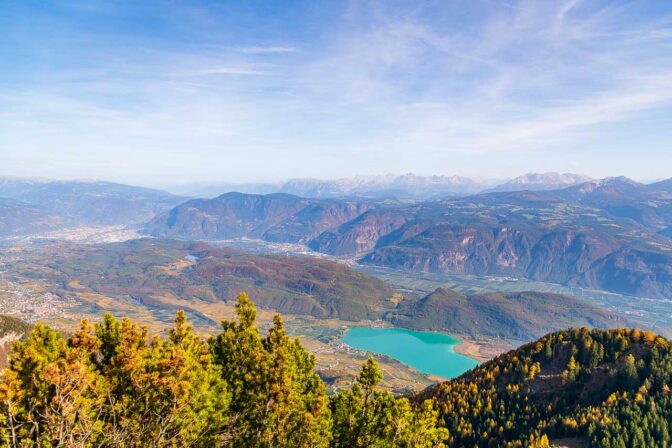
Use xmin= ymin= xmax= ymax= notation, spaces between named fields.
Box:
xmin=646 ymin=177 xmax=672 ymax=193
xmin=258 ymin=199 xmax=373 ymax=243
xmin=419 ymin=327 xmax=672 ymax=447
xmin=8 ymin=238 xmax=394 ymax=321
xmin=389 ymin=288 xmax=629 ymax=340
xmin=357 ymin=186 xmax=672 ymax=299
xmin=146 ymin=192 xmax=311 ymax=240
xmin=555 ymin=176 xmax=672 ymax=229
xmin=145 ymin=180 xmax=672 ymax=300
xmin=0 ymin=177 xmax=185 ymax=226
xmin=309 ymin=208 xmax=415 ymax=255
xmin=145 ymin=192 xmax=374 ymax=243
xmin=0 ymin=198 xmax=70 ymax=238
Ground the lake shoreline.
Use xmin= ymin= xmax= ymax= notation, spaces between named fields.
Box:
xmin=453 ymin=337 xmax=518 ymax=364
xmin=340 ymin=327 xmax=479 ymax=378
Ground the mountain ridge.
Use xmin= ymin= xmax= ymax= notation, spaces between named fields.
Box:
xmin=0 ymin=177 xmax=185 ymax=227
xmin=389 ymin=287 xmax=631 ymax=340
xmin=169 ymin=172 xmax=616 ymax=199
xmin=145 ymin=177 xmax=672 ymax=300
xmin=485 ymin=172 xmax=592 ymax=193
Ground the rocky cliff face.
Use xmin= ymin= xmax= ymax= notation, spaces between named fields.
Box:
xmin=575 ymin=249 xmax=672 ymax=298
xmin=524 ymin=230 xmax=620 ymax=284
xmin=361 ymin=224 xmax=540 ymax=275
xmin=308 ymin=209 xmax=413 ymax=255
xmin=145 ymin=178 xmax=672 ymax=300
xmin=262 ymin=200 xmax=373 ymax=243
xmin=147 ymin=193 xmax=312 ymax=240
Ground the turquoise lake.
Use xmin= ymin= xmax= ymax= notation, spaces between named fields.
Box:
xmin=340 ymin=327 xmax=479 ymax=379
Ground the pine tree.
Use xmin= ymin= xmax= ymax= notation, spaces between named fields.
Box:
xmin=210 ymin=292 xmax=331 ymax=447
xmin=331 ymin=357 xmax=447 ymax=448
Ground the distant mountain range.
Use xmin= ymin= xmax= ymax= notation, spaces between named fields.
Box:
xmin=0 ymin=178 xmax=185 ymax=236
xmin=146 ymin=176 xmax=672 ymax=300
xmin=484 ymin=172 xmax=592 ymax=193
xmin=0 ymin=198 xmax=71 ymax=238
xmin=279 ymin=174 xmax=485 ymax=199
xmin=2 ymin=173 xmax=671 ymax=300
xmin=169 ymin=172 xmax=590 ymax=200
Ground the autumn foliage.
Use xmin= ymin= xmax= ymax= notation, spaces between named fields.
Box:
xmin=0 ymin=292 xmax=446 ymax=447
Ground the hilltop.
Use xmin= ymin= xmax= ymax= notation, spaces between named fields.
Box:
xmin=420 ymin=327 xmax=672 ymax=447
xmin=0 ymin=295 xmax=448 ymax=447
xmin=389 ymin=288 xmax=630 ymax=340
xmin=1 ymin=298 xmax=671 ymax=447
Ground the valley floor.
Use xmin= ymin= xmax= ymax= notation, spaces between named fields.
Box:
xmin=0 ymin=270 xmax=441 ymax=392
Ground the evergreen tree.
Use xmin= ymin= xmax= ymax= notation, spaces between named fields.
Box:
xmin=210 ymin=292 xmax=331 ymax=447
xmin=330 ymin=357 xmax=447 ymax=447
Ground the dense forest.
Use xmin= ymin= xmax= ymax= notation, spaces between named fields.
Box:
xmin=1 ymin=293 xmax=671 ymax=447
xmin=0 ymin=293 xmax=445 ymax=447
xmin=423 ymin=327 xmax=672 ymax=447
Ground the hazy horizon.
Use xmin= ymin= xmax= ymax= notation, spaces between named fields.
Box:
xmin=2 ymin=1 xmax=671 ymax=185
xmin=1 ymin=170 xmax=667 ymax=193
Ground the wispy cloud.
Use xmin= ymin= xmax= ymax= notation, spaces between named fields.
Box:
xmin=1 ymin=0 xmax=672 ymax=183
xmin=292 ymin=1 xmax=672 ymax=152
xmin=185 ymin=66 xmax=271 ymax=76
xmin=234 ymin=46 xmax=300 ymax=54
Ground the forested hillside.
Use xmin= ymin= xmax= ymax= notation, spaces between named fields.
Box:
xmin=6 ymin=238 xmax=394 ymax=321
xmin=1 ymin=296 xmax=671 ymax=447
xmin=422 ymin=327 xmax=672 ymax=447
xmin=389 ymin=288 xmax=629 ymax=340
xmin=0 ymin=294 xmax=445 ymax=447
xmin=5 ymin=239 xmax=632 ymax=340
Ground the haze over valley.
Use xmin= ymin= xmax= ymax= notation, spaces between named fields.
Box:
xmin=3 ymin=1 xmax=672 ymax=445
xmin=2 ymin=173 xmax=670 ymax=358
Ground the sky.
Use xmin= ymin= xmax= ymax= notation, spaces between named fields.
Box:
xmin=1 ymin=0 xmax=671 ymax=187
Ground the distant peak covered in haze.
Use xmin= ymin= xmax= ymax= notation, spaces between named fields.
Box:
xmin=169 ymin=172 xmax=598 ymax=199
xmin=169 ymin=173 xmax=485 ymax=199
xmin=279 ymin=173 xmax=484 ymax=199
xmin=485 ymin=172 xmax=592 ymax=193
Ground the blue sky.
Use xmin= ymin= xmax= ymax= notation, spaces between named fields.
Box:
xmin=1 ymin=0 xmax=671 ymax=186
